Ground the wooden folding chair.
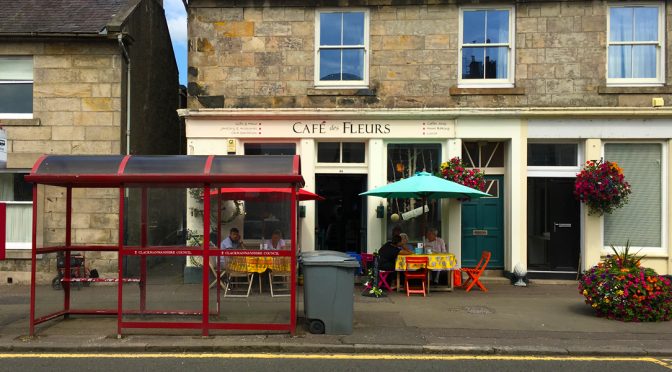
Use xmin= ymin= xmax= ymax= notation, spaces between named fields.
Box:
xmin=404 ymin=256 xmax=429 ymax=297
xmin=458 ymin=250 xmax=491 ymax=292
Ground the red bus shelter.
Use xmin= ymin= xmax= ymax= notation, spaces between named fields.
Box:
xmin=25 ymin=155 xmax=304 ymax=337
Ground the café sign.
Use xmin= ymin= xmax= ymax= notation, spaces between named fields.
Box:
xmin=187 ymin=119 xmax=454 ymax=139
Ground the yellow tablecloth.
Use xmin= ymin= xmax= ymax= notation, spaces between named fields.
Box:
xmin=225 ymin=256 xmax=291 ymax=273
xmin=395 ymin=253 xmax=457 ymax=271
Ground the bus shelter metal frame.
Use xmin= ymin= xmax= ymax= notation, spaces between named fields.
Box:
xmin=25 ymin=155 xmax=304 ymax=337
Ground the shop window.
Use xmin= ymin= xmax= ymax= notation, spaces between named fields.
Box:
xmin=607 ymin=4 xmax=664 ymax=85
xmin=244 ymin=143 xmax=296 ymax=155
xmin=527 ymin=143 xmax=578 ymax=166
xmin=604 ymin=143 xmax=662 ymax=248
xmin=462 ymin=141 xmax=504 ymax=168
xmin=317 ymin=142 xmax=365 ymax=163
xmin=459 ymin=7 xmax=514 ymax=87
xmin=315 ymin=9 xmax=369 ymax=88
xmin=0 ymin=173 xmax=32 ymax=249
xmin=387 ymin=144 xmax=441 ymax=241
xmin=0 ymin=56 xmax=33 ymax=118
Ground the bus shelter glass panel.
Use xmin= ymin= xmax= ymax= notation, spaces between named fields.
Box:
xmin=34 ymin=155 xmax=124 ymax=175
xmin=208 ymin=188 xmax=294 ymax=327
xmin=70 ymin=188 xmax=119 ymax=247
xmin=210 ymin=156 xmax=296 ymax=175
xmin=34 ymin=252 xmax=64 ymax=322
xmin=34 ymin=185 xmax=67 ymax=321
xmin=123 ymin=156 xmax=208 ymax=175
xmin=121 ymin=254 xmax=204 ymax=324
xmin=122 ymin=186 xmax=201 ymax=324
xmin=69 ymin=251 xmax=118 ymax=313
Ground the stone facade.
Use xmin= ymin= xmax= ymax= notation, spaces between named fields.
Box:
xmin=0 ymin=0 xmax=183 ymax=284
xmin=187 ymin=0 xmax=672 ymax=109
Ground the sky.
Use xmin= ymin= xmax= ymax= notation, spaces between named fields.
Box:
xmin=164 ymin=0 xmax=188 ymax=85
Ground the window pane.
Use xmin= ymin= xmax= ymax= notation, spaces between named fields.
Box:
xmin=317 ymin=142 xmax=340 ymax=163
xmin=610 ymin=7 xmax=633 ymax=42
xmin=608 ymin=45 xmax=631 ymax=78
xmin=486 ymin=10 xmax=509 ymax=43
xmin=632 ymin=45 xmax=656 ymax=78
xmin=604 ymin=144 xmax=662 ymax=248
xmin=0 ymin=173 xmax=31 ymax=201
xmin=244 ymin=143 xmax=296 ymax=156
xmin=527 ymin=144 xmax=578 ymax=166
xmin=485 ymin=47 xmax=508 ymax=79
xmin=462 ymin=47 xmax=485 ymax=79
xmin=320 ymin=12 xmax=342 ymax=46
xmin=463 ymin=10 xmax=486 ymax=44
xmin=343 ymin=12 xmax=365 ymax=45
xmin=634 ymin=7 xmax=658 ymax=42
xmin=342 ymin=49 xmax=364 ymax=81
xmin=0 ymin=83 xmax=32 ymax=113
xmin=319 ymin=49 xmax=341 ymax=81
xmin=342 ymin=142 xmax=365 ymax=163
xmin=0 ymin=57 xmax=33 ymax=80
xmin=387 ymin=144 xmax=441 ymax=241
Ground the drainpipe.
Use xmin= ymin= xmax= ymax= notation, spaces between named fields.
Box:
xmin=117 ymin=33 xmax=131 ymax=155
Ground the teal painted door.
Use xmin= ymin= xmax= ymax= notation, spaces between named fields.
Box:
xmin=461 ymin=176 xmax=504 ymax=268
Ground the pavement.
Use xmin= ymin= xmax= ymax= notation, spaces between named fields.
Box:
xmin=1 ymin=278 xmax=672 ymax=356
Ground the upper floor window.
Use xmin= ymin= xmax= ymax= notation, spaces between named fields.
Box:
xmin=459 ymin=7 xmax=515 ymax=87
xmin=315 ymin=10 xmax=369 ymax=88
xmin=607 ymin=4 xmax=664 ymax=86
xmin=0 ymin=56 xmax=33 ymax=118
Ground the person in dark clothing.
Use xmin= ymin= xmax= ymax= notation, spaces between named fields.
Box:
xmin=377 ymin=235 xmax=413 ymax=271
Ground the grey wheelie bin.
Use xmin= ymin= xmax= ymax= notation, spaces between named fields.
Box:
xmin=301 ymin=250 xmax=360 ymax=335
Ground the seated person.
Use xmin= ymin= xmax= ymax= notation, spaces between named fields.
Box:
xmin=399 ymin=233 xmax=412 ymax=251
xmin=264 ymin=229 xmax=286 ymax=250
xmin=221 ymin=227 xmax=245 ymax=249
xmin=391 ymin=225 xmax=402 ymax=239
xmin=424 ymin=227 xmax=446 ymax=253
xmin=377 ymin=235 xmax=413 ymax=272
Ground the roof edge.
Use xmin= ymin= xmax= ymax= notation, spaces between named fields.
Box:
xmin=106 ymin=0 xmax=144 ymax=33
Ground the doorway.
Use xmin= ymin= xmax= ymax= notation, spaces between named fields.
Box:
xmin=461 ymin=176 xmax=504 ymax=268
xmin=315 ymin=174 xmax=367 ymax=252
xmin=527 ymin=178 xmax=581 ymax=277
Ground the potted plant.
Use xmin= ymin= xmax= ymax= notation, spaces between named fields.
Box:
xmin=578 ymin=241 xmax=672 ymax=322
xmin=361 ymin=252 xmax=385 ymax=298
xmin=574 ymin=159 xmax=631 ymax=216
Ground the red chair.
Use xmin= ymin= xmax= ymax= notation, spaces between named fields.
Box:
xmin=378 ymin=269 xmax=396 ymax=291
xmin=404 ymin=256 xmax=429 ymax=297
xmin=459 ymin=250 xmax=491 ymax=292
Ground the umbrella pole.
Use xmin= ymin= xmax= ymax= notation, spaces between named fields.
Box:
xmin=422 ymin=195 xmax=428 ymax=240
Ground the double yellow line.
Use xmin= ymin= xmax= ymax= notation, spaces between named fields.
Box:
xmin=0 ymin=353 xmax=669 ymax=368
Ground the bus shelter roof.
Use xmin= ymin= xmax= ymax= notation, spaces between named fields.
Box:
xmin=25 ymin=155 xmax=304 ymax=187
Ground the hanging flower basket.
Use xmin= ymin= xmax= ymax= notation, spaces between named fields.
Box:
xmin=439 ymin=157 xmax=486 ymax=199
xmin=574 ymin=159 xmax=631 ymax=216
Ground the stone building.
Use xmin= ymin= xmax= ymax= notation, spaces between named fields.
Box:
xmin=0 ymin=0 xmax=183 ymax=283
xmin=182 ymin=0 xmax=672 ymax=278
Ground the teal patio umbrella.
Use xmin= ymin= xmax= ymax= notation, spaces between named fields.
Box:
xmin=360 ymin=171 xmax=490 ymax=200
xmin=359 ymin=171 xmax=491 ymax=233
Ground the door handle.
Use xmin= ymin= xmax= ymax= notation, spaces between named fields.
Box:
xmin=553 ymin=222 xmax=572 ymax=232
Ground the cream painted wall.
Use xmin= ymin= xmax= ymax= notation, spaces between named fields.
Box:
xmin=299 ymin=139 xmax=316 ymax=252
xmin=366 ymin=139 xmax=386 ymax=253
xmin=583 ymin=139 xmax=602 ymax=271
xmin=446 ymin=139 xmax=462 ymax=264
xmin=455 ymin=118 xmax=524 ymax=272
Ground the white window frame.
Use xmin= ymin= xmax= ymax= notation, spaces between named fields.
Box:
xmin=600 ymin=141 xmax=667 ymax=256
xmin=314 ymin=9 xmax=369 ymax=89
xmin=315 ymin=140 xmax=368 ymax=172
xmin=0 ymin=56 xmax=33 ymax=119
xmin=606 ymin=2 xmax=665 ymax=87
xmin=526 ymin=141 xmax=583 ymax=178
xmin=458 ymin=5 xmax=515 ymax=88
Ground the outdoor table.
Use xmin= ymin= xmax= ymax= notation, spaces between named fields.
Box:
xmin=395 ymin=253 xmax=458 ymax=293
xmin=224 ymin=256 xmax=292 ymax=293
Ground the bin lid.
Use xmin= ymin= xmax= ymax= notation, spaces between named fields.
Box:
xmin=300 ymin=250 xmax=361 ymax=268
